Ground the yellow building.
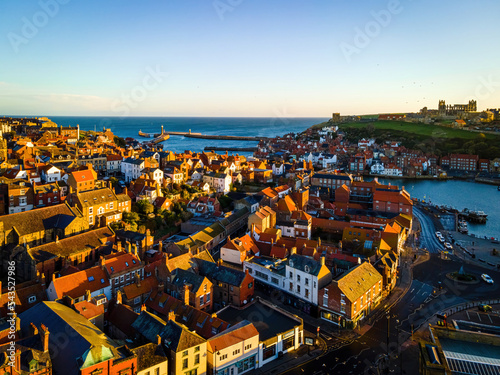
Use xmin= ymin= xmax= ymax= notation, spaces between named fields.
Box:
xmin=162 ymin=319 xmax=207 ymax=375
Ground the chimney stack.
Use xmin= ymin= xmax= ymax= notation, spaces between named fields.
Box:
xmin=156 ymin=335 xmax=162 ymax=346
xmin=290 ymin=247 xmax=297 ymax=255
xmin=140 ymin=304 xmax=147 ymax=312
xmin=85 ymin=289 xmax=91 ymax=302
xmin=135 ymin=272 xmax=141 ymax=287
xmin=320 ymin=256 xmax=325 ymax=266
xmin=40 ymin=324 xmax=50 ymax=353
xmin=30 ymin=322 xmax=38 ymax=336
xmin=183 ymin=285 xmax=190 ymax=306
xmin=100 ymin=256 xmax=106 ymax=270
xmin=116 ymin=290 xmax=122 ymax=305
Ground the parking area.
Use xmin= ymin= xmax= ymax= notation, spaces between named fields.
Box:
xmin=449 ymin=304 xmax=500 ymax=326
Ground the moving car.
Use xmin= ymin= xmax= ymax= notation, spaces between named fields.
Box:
xmin=481 ymin=274 xmax=494 ymax=284
xmin=478 ymin=304 xmax=492 ymax=312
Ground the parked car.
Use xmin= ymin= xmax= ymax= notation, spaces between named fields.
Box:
xmin=481 ymin=274 xmax=494 ymax=284
xmin=438 ymin=236 xmax=445 ymax=243
xmin=435 ymin=231 xmax=442 ymax=238
xmin=478 ymin=304 xmax=492 ymax=312
xmin=444 ymin=242 xmax=453 ymax=250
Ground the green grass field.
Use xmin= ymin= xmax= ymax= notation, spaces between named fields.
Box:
xmin=339 ymin=121 xmax=497 ymax=140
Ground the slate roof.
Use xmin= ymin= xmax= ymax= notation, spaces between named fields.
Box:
xmin=132 ymin=312 xmax=206 ymax=352
xmin=287 ymin=254 xmax=325 ymax=276
xmin=312 ymin=173 xmax=351 ymax=180
xmin=196 ymin=259 xmax=247 ymax=287
xmin=171 ymin=268 xmax=207 ymax=293
xmin=19 ymin=302 xmax=121 ymax=374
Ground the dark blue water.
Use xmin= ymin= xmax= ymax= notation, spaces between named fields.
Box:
xmin=49 ymin=116 xmax=329 ymax=157
xmin=374 ymin=178 xmax=500 ymax=238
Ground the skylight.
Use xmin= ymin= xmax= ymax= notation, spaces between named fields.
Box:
xmin=101 ymin=278 xmax=105 ymax=284
xmin=88 ymin=276 xmax=94 ymax=282
xmin=125 ymin=262 xmax=129 ymax=267
xmin=110 ymin=266 xmax=114 ymax=272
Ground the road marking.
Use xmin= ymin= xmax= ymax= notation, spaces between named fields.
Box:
xmin=466 ymin=311 xmax=470 ymax=320
xmin=489 ymin=314 xmax=493 ymax=324
xmin=477 ymin=312 xmax=481 ymax=322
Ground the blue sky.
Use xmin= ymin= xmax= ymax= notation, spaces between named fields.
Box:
xmin=1 ymin=0 xmax=499 ymax=117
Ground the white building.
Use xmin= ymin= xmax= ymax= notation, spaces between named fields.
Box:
xmin=203 ymin=172 xmax=232 ymax=193
xmin=41 ymin=165 xmax=62 ymax=183
xmin=370 ymin=162 xmax=385 ymax=174
xmin=106 ymin=154 xmax=122 ymax=175
xmin=121 ymin=157 xmax=145 ymax=182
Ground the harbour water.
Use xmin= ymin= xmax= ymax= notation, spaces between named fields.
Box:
xmin=50 ymin=116 xmax=329 ymax=157
xmin=374 ymin=178 xmax=500 ymax=239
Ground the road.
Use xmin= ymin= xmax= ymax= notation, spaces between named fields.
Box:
xmin=413 ymin=207 xmax=443 ymax=253
xmin=281 ymin=255 xmax=500 ymax=375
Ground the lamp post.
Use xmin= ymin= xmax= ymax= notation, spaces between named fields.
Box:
xmin=396 ymin=319 xmax=402 ymax=375
xmin=386 ymin=312 xmax=390 ymax=373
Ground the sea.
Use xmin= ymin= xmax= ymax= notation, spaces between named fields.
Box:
xmin=49 ymin=116 xmax=329 ymax=157
xmin=48 ymin=116 xmax=499 ymax=239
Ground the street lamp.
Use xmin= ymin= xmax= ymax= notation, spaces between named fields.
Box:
xmin=396 ymin=319 xmax=402 ymax=375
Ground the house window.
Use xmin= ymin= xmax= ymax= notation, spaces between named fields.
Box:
xmin=194 ymin=354 xmax=199 ymax=364
xmin=297 ymin=275 xmax=300 ymax=282
xmin=183 ymin=350 xmax=188 ymax=357
xmin=89 ymin=207 xmax=93 ymax=214
xmin=200 ymin=295 xmax=204 ymax=306
xmin=323 ymin=293 xmax=328 ymax=307
xmin=28 ymin=296 xmax=36 ymax=303
xmin=297 ymin=285 xmax=301 ymax=293
xmin=206 ymin=293 xmax=210 ymax=302
xmin=305 ymin=278 xmax=309 ymax=286
xmin=120 ymin=275 xmax=124 ymax=282
xmin=182 ymin=358 xmax=188 ymax=369
xmin=134 ymin=297 xmax=141 ymax=305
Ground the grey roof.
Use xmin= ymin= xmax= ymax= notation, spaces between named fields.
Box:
xmin=161 ymin=320 xmax=205 ymax=352
xmin=217 ymin=300 xmax=301 ymax=342
xmin=312 ymin=173 xmax=351 ymax=180
xmin=19 ymin=302 xmax=121 ymax=375
xmin=171 ymin=268 xmax=206 ymax=293
xmin=287 ymin=254 xmax=323 ymax=276
xmin=123 ymin=157 xmax=144 ymax=165
xmin=196 ymin=259 xmax=246 ymax=287
xmin=132 ymin=311 xmax=168 ymax=343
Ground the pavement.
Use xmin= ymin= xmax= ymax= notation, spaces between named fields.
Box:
xmin=445 ymin=230 xmax=500 ymax=271
xmin=251 ymin=334 xmax=327 ymax=375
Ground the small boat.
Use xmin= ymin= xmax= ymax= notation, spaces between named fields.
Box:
xmin=497 ymin=185 xmax=500 ymax=191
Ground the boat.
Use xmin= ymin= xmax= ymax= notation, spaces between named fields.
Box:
xmin=458 ymin=220 xmax=468 ymax=234
xmin=458 ymin=208 xmax=487 ymax=224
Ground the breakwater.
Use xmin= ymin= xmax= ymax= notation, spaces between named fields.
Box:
xmin=204 ymin=146 xmax=258 ymax=152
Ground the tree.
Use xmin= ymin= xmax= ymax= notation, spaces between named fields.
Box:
xmin=123 ymin=211 xmax=139 ymax=224
xmin=114 ymin=136 xmax=126 ymax=148
xmin=134 ymin=199 xmax=154 ymax=215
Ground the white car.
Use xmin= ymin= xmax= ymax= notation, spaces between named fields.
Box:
xmin=438 ymin=236 xmax=445 ymax=243
xmin=482 ymin=274 xmax=494 ymax=284
xmin=444 ymin=242 xmax=453 ymax=250
xmin=435 ymin=231 xmax=442 ymax=238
